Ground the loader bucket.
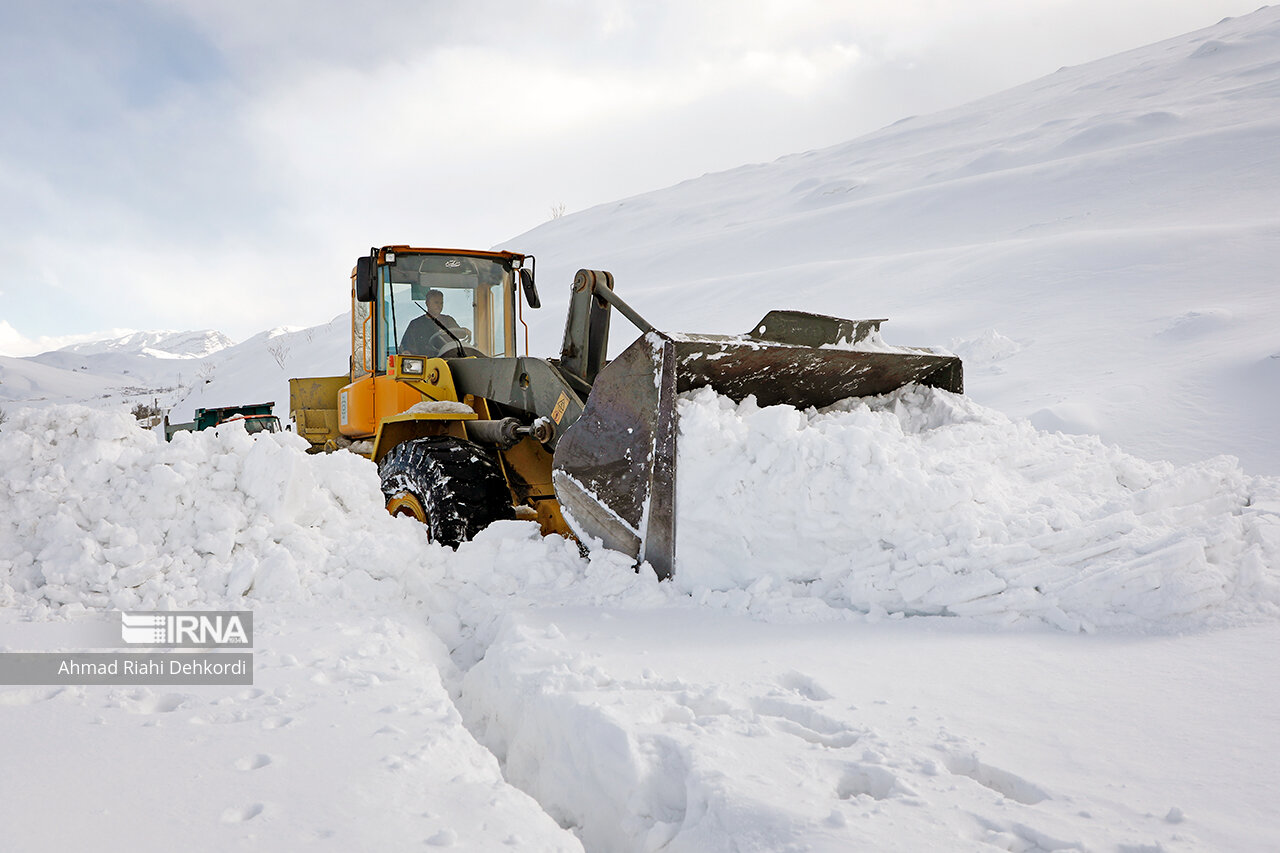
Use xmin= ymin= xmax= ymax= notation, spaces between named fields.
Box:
xmin=551 ymin=311 xmax=962 ymax=580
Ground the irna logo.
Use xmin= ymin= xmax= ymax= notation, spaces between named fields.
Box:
xmin=119 ymin=612 xmax=253 ymax=648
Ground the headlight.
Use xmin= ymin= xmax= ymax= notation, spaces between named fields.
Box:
xmin=401 ymin=357 xmax=425 ymax=376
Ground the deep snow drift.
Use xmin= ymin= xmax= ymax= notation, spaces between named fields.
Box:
xmin=674 ymin=385 xmax=1280 ymax=631
xmin=0 ymin=406 xmax=599 ymax=851
xmin=5 ymin=397 xmax=1275 ymax=635
xmin=2 ymin=396 xmax=1278 ymax=850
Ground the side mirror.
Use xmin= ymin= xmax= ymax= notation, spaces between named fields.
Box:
xmin=355 ymin=251 xmax=377 ymax=302
xmin=520 ymin=268 xmax=541 ymax=309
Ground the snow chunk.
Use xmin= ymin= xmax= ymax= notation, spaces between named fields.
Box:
xmin=949 ymin=329 xmax=1024 ymax=366
xmin=406 ymin=401 xmax=474 ymax=415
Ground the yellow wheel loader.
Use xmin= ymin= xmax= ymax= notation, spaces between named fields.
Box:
xmin=290 ymin=246 xmax=962 ymax=579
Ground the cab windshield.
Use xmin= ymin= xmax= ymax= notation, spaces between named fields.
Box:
xmin=378 ymin=254 xmax=513 ymax=364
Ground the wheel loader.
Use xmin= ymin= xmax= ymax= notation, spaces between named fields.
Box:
xmin=289 ymin=246 xmax=962 ymax=579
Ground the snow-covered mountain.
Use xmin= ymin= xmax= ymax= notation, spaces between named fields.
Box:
xmin=3 ymin=11 xmax=1280 ymax=851
xmin=1 ymin=330 xmax=233 ymax=410
xmin=50 ymin=329 xmax=235 ymax=359
xmin=505 ymin=7 xmax=1280 ymax=475
xmin=159 ymin=318 xmax=350 ymax=425
xmin=0 ymin=319 xmax=347 ymax=425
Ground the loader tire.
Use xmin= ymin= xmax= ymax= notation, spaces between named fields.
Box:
xmin=377 ymin=436 xmax=514 ymax=548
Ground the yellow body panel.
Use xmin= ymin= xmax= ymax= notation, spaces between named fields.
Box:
xmin=390 ymin=356 xmax=463 ymax=401
xmin=338 ymin=375 xmax=375 ymax=437
xmin=339 ymin=359 xmax=465 ymax=440
xmin=288 ymin=375 xmax=349 ymax=451
xmin=373 ymin=374 xmax=429 ymax=428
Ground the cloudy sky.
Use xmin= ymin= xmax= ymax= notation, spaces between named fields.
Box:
xmin=0 ymin=0 xmax=1262 ymax=356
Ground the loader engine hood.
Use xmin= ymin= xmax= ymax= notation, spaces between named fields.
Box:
xmin=551 ymin=312 xmax=963 ymax=580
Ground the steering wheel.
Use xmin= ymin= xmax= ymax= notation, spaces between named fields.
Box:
xmin=425 ymin=328 xmax=455 ymax=356
xmin=425 ymin=327 xmax=473 ymax=357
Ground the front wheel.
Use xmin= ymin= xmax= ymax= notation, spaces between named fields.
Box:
xmin=377 ymin=436 xmax=514 ymax=547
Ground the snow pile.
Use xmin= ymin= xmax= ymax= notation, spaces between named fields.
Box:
xmin=0 ymin=404 xmax=656 ymax=660
xmin=6 ymin=397 xmax=1278 ymax=639
xmin=948 ymin=328 xmax=1023 ymax=371
xmin=675 ymin=384 xmax=1280 ymax=631
xmin=0 ymin=405 xmax=429 ymax=612
xmin=0 ymin=405 xmax=595 ymax=851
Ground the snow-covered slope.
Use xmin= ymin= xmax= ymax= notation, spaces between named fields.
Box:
xmin=0 ymin=317 xmax=349 ymax=430
xmin=3 ymin=9 xmax=1280 ymax=852
xmin=509 ymin=7 xmax=1280 ymax=475
xmin=161 ymin=316 xmax=350 ymax=425
xmin=0 ymin=330 xmax=232 ymax=410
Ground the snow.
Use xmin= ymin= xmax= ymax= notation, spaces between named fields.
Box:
xmin=3 ymin=393 xmax=1278 ymax=849
xmin=0 ymin=316 xmax=349 ymax=431
xmin=408 ymin=401 xmax=477 ymax=416
xmin=673 ymin=384 xmax=1280 ymax=632
xmin=462 ymin=609 xmax=1280 ymax=852
xmin=511 ymin=7 xmax=1280 ymax=477
xmin=4 ymin=7 xmax=1280 ymax=852
xmin=52 ymin=330 xmax=236 ymax=359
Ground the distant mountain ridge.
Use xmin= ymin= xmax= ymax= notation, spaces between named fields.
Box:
xmin=52 ymin=329 xmax=235 ymax=359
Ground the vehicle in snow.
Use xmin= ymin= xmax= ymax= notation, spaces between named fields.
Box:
xmin=164 ymin=402 xmax=281 ymax=441
xmin=289 ymin=246 xmax=962 ymax=578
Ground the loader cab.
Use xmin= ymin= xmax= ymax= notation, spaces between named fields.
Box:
xmin=352 ymin=248 xmax=526 ymax=379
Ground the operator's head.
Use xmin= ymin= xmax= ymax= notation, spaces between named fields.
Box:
xmin=426 ymin=289 xmax=444 ymax=315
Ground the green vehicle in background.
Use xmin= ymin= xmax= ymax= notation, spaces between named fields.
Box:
xmin=164 ymin=402 xmax=281 ymax=441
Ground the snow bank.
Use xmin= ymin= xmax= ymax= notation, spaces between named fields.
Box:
xmin=674 ymin=385 xmax=1280 ymax=631
xmin=0 ymin=405 xmax=655 ymax=659
xmin=5 ymin=398 xmax=1279 ymax=637
xmin=0 ymin=405 xmax=428 ymax=613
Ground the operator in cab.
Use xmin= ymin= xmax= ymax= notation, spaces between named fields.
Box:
xmin=401 ymin=289 xmax=472 ymax=357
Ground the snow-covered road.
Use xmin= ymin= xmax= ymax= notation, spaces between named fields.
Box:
xmin=466 ymin=607 xmax=1280 ymax=851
